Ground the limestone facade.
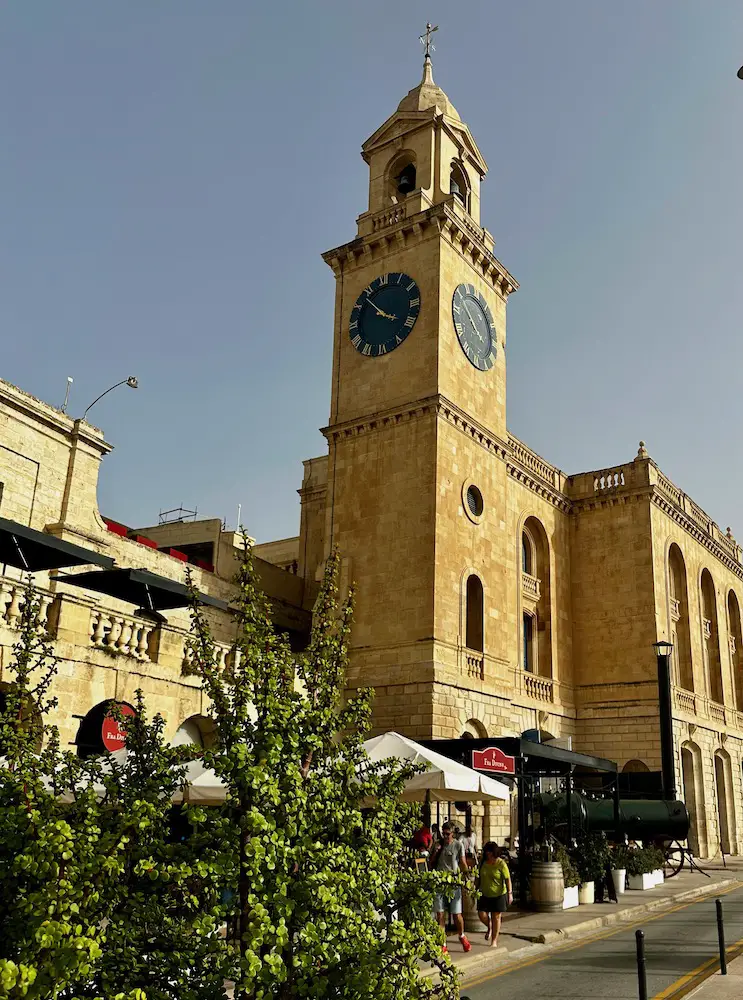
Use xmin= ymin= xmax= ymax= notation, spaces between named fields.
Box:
xmin=0 ymin=379 xmax=308 ymax=753
xmin=2 ymin=57 xmax=741 ymax=859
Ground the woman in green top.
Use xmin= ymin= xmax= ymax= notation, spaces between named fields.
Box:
xmin=476 ymin=841 xmax=512 ymax=948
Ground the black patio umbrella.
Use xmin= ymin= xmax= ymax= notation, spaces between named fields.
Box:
xmin=0 ymin=516 xmax=114 ymax=573
xmin=56 ymin=566 xmax=230 ymax=618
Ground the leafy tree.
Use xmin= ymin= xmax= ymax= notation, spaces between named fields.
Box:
xmin=186 ymin=541 xmax=460 ymax=1000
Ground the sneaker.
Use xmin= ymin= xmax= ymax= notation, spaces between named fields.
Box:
xmin=460 ymin=935 xmax=471 ymax=953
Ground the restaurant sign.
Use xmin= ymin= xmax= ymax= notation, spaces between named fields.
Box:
xmin=471 ymin=746 xmax=516 ymax=775
xmin=101 ymin=703 xmax=136 ymax=752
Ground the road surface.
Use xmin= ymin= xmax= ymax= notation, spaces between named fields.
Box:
xmin=463 ymin=883 xmax=743 ymax=1000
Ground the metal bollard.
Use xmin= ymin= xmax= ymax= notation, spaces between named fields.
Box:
xmin=716 ymin=898 xmax=727 ymax=975
xmin=636 ymin=928 xmax=648 ymax=1000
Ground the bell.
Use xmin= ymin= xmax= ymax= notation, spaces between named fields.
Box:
xmin=397 ymin=163 xmax=416 ymax=195
xmin=451 ymin=178 xmax=465 ymax=204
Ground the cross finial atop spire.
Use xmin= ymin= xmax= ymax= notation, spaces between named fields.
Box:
xmin=419 ymin=22 xmax=438 ymax=61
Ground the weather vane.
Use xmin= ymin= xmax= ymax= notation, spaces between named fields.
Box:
xmin=419 ymin=22 xmax=438 ymax=60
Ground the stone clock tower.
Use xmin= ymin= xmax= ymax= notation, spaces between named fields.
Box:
xmin=321 ymin=50 xmax=518 ymax=738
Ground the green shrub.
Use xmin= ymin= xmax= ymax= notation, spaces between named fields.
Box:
xmin=556 ymin=844 xmax=580 ymax=888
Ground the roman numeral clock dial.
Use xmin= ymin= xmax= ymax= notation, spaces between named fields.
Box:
xmin=349 ymin=273 xmax=421 ymax=357
xmin=452 ymin=283 xmax=497 ymax=371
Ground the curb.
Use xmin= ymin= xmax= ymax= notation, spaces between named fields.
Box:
xmin=531 ymin=876 xmax=741 ymax=945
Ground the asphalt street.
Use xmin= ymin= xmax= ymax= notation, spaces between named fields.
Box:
xmin=463 ymin=883 xmax=743 ymax=1000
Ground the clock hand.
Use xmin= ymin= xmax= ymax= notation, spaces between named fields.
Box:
xmin=461 ymin=298 xmax=486 ymax=343
xmin=365 ymin=296 xmax=387 ymax=317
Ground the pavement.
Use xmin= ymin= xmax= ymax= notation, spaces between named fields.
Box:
xmin=689 ymin=955 xmax=743 ymax=999
xmin=422 ymin=859 xmax=743 ymax=987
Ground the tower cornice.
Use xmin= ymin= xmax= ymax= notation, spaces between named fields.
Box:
xmin=322 ymin=200 xmax=518 ymax=299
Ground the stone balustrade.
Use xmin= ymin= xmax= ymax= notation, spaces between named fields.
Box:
xmin=593 ymin=467 xmax=626 ymax=492
xmin=90 ymin=608 xmax=157 ymax=662
xmin=522 ymin=572 xmax=540 ymax=602
xmin=703 ymin=618 xmax=712 ymax=640
xmin=508 ymin=434 xmax=561 ymax=489
xmin=371 ymin=204 xmax=407 ymax=232
xmin=670 ymin=598 xmax=680 ymax=621
xmin=675 ymin=688 xmax=697 ymax=715
xmin=0 ymin=576 xmax=54 ymax=631
xmin=709 ymin=702 xmax=726 ymax=725
xmin=182 ymin=640 xmax=234 ymax=673
xmin=730 ymin=636 xmax=737 ymax=654
xmin=465 ymin=650 xmax=484 ymax=680
xmin=524 ymin=673 xmax=553 ymax=703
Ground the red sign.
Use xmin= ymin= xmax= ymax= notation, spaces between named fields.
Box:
xmin=472 ymin=746 xmax=516 ymax=775
xmin=101 ymin=703 xmax=135 ymax=752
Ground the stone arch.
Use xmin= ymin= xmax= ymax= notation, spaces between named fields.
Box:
xmin=386 ymin=149 xmax=417 ymax=204
xmin=520 ymin=515 xmax=552 ymax=678
xmin=727 ymin=591 xmax=743 ymax=711
xmin=171 ymin=714 xmax=217 ymax=749
xmin=700 ymin=569 xmax=723 ymax=703
xmin=461 ymin=718 xmax=488 ymax=739
xmin=668 ymin=543 xmax=694 ymax=691
xmin=680 ymin=740 xmax=707 ymax=857
xmin=713 ymin=747 xmax=736 ymax=855
xmin=622 ymin=759 xmax=650 ymax=773
xmin=449 ymin=159 xmax=470 ymax=210
xmin=75 ymin=699 xmax=136 ymax=758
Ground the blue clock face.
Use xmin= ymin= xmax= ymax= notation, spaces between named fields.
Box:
xmin=452 ymin=283 xmax=497 ymax=371
xmin=349 ymin=273 xmax=421 ymax=357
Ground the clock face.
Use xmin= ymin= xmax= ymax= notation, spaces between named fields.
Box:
xmin=349 ymin=273 xmax=421 ymax=357
xmin=452 ymin=283 xmax=497 ymax=371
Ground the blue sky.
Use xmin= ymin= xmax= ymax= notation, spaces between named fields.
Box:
xmin=2 ymin=3 xmax=743 ymax=542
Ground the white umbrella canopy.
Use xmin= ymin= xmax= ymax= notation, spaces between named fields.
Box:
xmin=172 ymin=759 xmax=226 ymax=805
xmin=362 ymin=731 xmax=509 ymax=803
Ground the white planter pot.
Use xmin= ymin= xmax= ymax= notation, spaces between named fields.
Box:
xmin=628 ymin=873 xmax=655 ymax=890
xmin=563 ymin=885 xmax=579 ymax=910
xmin=653 ymin=869 xmax=664 ymax=886
xmin=578 ymin=881 xmax=595 ymax=905
xmin=611 ymin=868 xmax=626 ymax=896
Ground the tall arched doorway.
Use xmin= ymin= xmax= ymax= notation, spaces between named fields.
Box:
xmin=714 ymin=750 xmax=735 ymax=855
xmin=681 ymin=742 xmax=705 ymax=856
xmin=701 ymin=570 xmax=723 ymax=704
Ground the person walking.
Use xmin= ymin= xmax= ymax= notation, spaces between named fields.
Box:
xmin=430 ymin=822 xmax=472 ymax=952
xmin=460 ymin=822 xmax=478 ymax=866
xmin=476 ymin=841 xmax=512 ymax=948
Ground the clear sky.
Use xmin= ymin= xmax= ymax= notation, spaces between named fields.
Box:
xmin=2 ymin=3 xmax=743 ymax=542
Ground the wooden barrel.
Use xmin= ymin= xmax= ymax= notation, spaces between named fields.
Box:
xmin=530 ymin=860 xmax=564 ymax=912
xmin=462 ymin=887 xmax=483 ymax=934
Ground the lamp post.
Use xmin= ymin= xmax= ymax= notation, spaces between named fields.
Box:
xmin=83 ymin=376 xmax=139 ymax=421
xmin=653 ymin=640 xmax=676 ymax=800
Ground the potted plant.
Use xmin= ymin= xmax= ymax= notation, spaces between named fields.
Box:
xmin=611 ymin=843 xmax=631 ymax=896
xmin=645 ymin=846 xmax=665 ymax=885
xmin=575 ymin=833 xmax=609 ymax=904
xmin=556 ymin=844 xmax=580 ymax=909
xmin=627 ymin=847 xmax=655 ymax=890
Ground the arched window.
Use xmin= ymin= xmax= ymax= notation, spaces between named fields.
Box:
xmin=521 ymin=517 xmax=552 ymax=677
xmin=466 ymin=574 xmax=484 ymax=652
xmin=522 ymin=532 xmax=532 ymax=575
xmin=668 ymin=544 xmax=694 ymax=691
xmin=523 ymin=612 xmax=534 ymax=673
xmin=622 ymin=759 xmax=650 ymax=773
xmin=727 ymin=591 xmax=743 ymax=710
xmin=450 ymin=161 xmax=469 ymax=210
xmin=701 ymin=569 xmax=723 ymax=703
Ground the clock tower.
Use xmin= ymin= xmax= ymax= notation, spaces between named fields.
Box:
xmin=321 ymin=47 xmax=518 ymax=737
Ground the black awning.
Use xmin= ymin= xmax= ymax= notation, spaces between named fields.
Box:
xmin=0 ymin=516 xmax=114 ymax=572
xmin=420 ymin=737 xmax=617 ymax=776
xmin=56 ymin=567 xmax=230 ymax=612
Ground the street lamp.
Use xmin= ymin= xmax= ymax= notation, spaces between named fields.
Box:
xmin=653 ymin=640 xmax=676 ymax=800
xmin=82 ymin=377 xmax=139 ymax=421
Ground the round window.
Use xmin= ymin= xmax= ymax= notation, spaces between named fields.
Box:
xmin=466 ymin=485 xmax=484 ymax=518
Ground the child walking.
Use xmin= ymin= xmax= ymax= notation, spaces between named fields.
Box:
xmin=476 ymin=841 xmax=512 ymax=948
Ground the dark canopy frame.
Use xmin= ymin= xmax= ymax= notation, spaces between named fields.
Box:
xmin=57 ymin=566 xmax=230 ymax=614
xmin=421 ymin=737 xmax=619 ymax=906
xmin=0 ymin=516 xmax=114 ymax=573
